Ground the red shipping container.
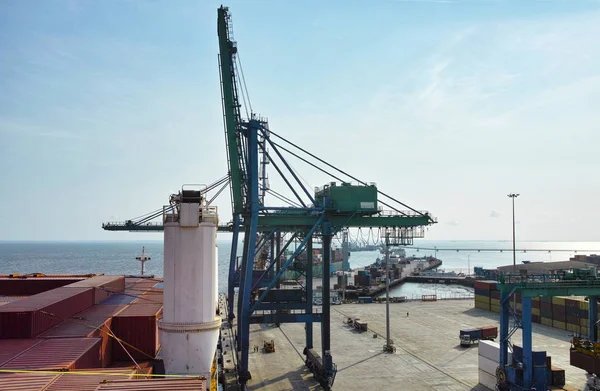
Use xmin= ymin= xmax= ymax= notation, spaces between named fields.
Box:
xmin=532 ymin=298 xmax=540 ymax=309
xmin=109 ymin=360 xmax=154 ymax=375
xmin=532 ymin=314 xmax=540 ymax=323
xmin=125 ymin=278 xmax=159 ymax=290
xmin=65 ymin=276 xmax=126 ymax=305
xmin=39 ymin=304 xmax=127 ymax=367
xmin=112 ymin=304 xmax=163 ymax=361
xmin=0 ymin=277 xmax=84 ymax=296
xmin=0 ymin=287 xmax=94 ymax=339
xmin=553 ymin=305 xmax=566 ymax=323
xmin=0 ymin=338 xmax=102 ymax=371
xmin=474 ymin=280 xmax=497 ymax=290
xmin=480 ymin=326 xmax=498 ymax=339
xmin=0 ymin=296 xmax=28 ymax=304
xmin=0 ymin=339 xmax=43 ymax=366
xmin=46 ymin=368 xmax=137 ymax=391
xmin=95 ymin=378 xmax=207 ymax=390
xmin=132 ymin=288 xmax=163 ymax=305
xmin=0 ymin=373 xmax=59 ymax=390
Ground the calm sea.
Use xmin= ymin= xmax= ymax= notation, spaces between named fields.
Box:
xmin=1 ymin=240 xmax=599 ymax=300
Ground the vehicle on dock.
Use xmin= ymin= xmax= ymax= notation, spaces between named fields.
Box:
xmin=264 ymin=340 xmax=275 ymax=353
xmin=459 ymin=326 xmax=497 ymax=347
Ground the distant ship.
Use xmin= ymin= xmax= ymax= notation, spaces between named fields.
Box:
xmin=348 ymin=243 xmax=381 ymax=252
xmin=283 ymin=248 xmax=350 ymax=279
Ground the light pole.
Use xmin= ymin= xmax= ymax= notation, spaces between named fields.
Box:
xmin=467 ymin=255 xmax=470 ymax=277
xmin=383 ymin=232 xmax=395 ymax=353
xmin=508 ymin=193 xmax=520 ymax=275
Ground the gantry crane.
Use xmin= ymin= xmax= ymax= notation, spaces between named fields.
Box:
xmin=495 ymin=273 xmax=600 ymax=391
xmin=103 ymin=6 xmax=436 ymax=390
xmin=216 ymin=6 xmax=435 ymax=389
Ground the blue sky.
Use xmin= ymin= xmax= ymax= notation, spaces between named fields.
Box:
xmin=1 ymin=0 xmax=599 ymax=241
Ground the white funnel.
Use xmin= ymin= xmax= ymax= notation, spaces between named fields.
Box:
xmin=159 ymin=191 xmax=221 ymax=377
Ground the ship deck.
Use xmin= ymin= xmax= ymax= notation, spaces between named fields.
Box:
xmin=246 ymin=300 xmax=585 ymax=390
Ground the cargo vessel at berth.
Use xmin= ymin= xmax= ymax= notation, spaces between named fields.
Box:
xmin=282 ymin=247 xmax=350 ymax=280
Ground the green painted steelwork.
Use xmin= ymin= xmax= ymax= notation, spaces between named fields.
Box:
xmin=257 ymin=213 xmax=431 ymax=230
xmin=217 ymin=7 xmax=244 ymax=215
xmin=500 ymin=282 xmax=600 ymax=297
xmin=101 ymin=212 xmax=431 ymax=233
xmin=315 ymin=182 xmax=378 ymax=214
xmin=498 ymin=274 xmax=600 ymax=297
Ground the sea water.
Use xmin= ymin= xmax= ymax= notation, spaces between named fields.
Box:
xmin=1 ymin=240 xmax=599 ymax=298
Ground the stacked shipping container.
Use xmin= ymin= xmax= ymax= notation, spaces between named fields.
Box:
xmin=0 ymin=277 xmax=85 ymax=295
xmin=112 ymin=303 xmax=163 ymax=361
xmin=39 ymin=304 xmax=129 ymax=367
xmin=474 ymin=281 xmax=495 ymax=311
xmin=0 ymin=337 xmax=102 ymax=370
xmin=0 ymin=275 xmax=163 ymax=375
xmin=354 ymin=270 xmax=370 ymax=287
xmin=473 ymin=282 xmax=596 ymax=338
xmin=0 ymin=287 xmax=95 ymax=338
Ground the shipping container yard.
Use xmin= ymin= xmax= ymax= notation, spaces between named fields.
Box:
xmin=233 ymin=298 xmax=586 ymax=390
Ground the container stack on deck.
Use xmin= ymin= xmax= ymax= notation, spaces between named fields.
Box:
xmin=474 ymin=280 xmax=494 ymax=311
xmin=354 ymin=270 xmax=371 ymax=287
xmin=474 ymin=280 xmax=595 ymax=337
xmin=0 ymin=275 xmax=206 ymax=390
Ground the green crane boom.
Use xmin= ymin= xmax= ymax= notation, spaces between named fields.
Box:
xmin=217 ymin=6 xmax=245 ymax=215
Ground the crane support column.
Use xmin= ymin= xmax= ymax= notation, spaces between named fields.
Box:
xmin=590 ymin=296 xmax=598 ymax=342
xmin=522 ymin=296 xmax=533 ymax=388
xmin=238 ymin=119 xmax=261 ymax=384
xmin=228 ymin=215 xmax=240 ymax=323
xmin=269 ymin=234 xmax=275 ymax=280
xmin=306 ymin=236 xmax=313 ymax=350
xmin=322 ymin=221 xmax=333 ymax=376
xmin=499 ymin=290 xmax=510 ymax=367
xmin=236 ymin=220 xmax=251 ymax=347
xmin=275 ymin=230 xmax=281 ymax=289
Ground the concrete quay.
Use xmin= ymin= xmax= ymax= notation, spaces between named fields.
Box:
xmin=244 ymin=300 xmax=586 ymax=390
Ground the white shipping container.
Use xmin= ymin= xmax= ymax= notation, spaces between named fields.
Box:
xmin=478 ymin=340 xmax=512 ymax=363
xmin=479 ymin=369 xmax=497 ymax=390
xmin=479 ymin=340 xmax=500 ymax=361
xmin=478 ymin=354 xmax=499 ymax=376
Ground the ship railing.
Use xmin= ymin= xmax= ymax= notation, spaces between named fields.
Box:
xmin=314 ymin=181 xmax=377 ymax=193
xmin=102 ymin=221 xmax=163 ymax=228
xmin=501 ymin=274 xmax=600 ymax=286
xmin=400 ymin=294 xmax=475 ymax=302
xmin=252 ymin=307 xmax=322 ymax=316
xmin=378 ymin=209 xmax=435 ymax=219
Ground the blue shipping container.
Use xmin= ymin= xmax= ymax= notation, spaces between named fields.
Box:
xmin=460 ymin=328 xmax=483 ymax=339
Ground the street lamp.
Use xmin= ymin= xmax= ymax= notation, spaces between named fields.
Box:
xmin=508 ymin=194 xmax=520 ymax=275
xmin=384 ymin=232 xmax=393 ymax=353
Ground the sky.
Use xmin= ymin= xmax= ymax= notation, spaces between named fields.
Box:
xmin=1 ymin=0 xmax=599 ymax=241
